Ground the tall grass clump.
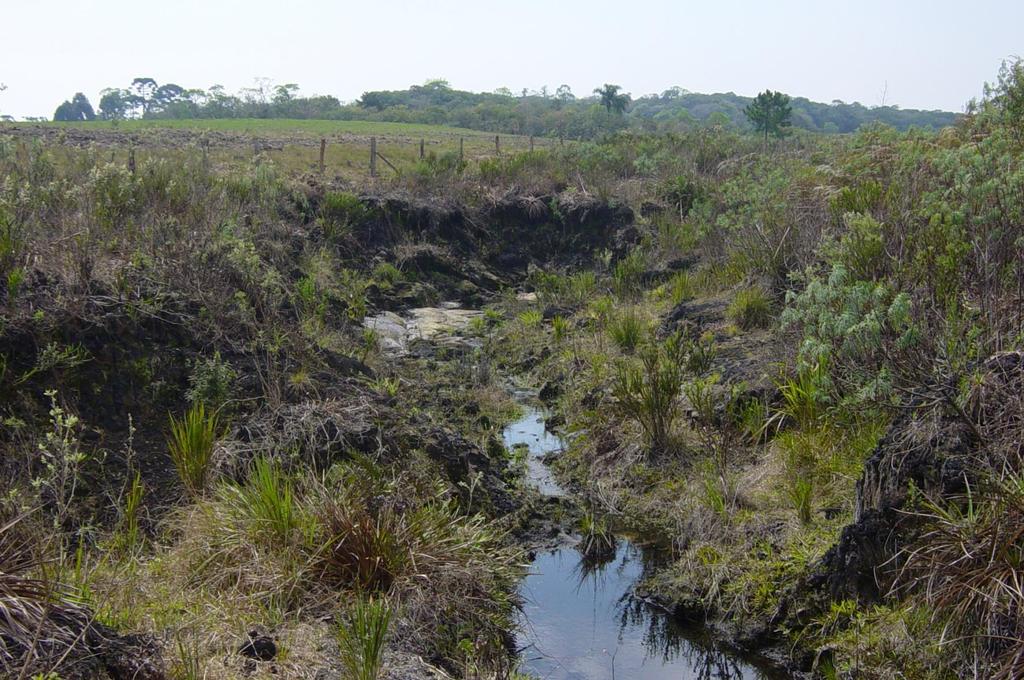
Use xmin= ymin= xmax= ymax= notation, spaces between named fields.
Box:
xmin=223 ymin=457 xmax=303 ymax=546
xmin=612 ymin=332 xmax=687 ymax=454
xmin=726 ymin=285 xmax=772 ymax=330
xmin=607 ymin=310 xmax=647 ymax=353
xmin=337 ymin=596 xmax=392 ymax=680
xmin=613 ymin=250 xmax=646 ymax=299
xmin=167 ymin=403 xmax=221 ymax=497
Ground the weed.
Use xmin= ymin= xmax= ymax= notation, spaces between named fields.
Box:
xmin=726 ymin=285 xmax=772 ymax=330
xmin=517 ymin=309 xmax=543 ymax=328
xmin=222 ymin=457 xmax=303 ymax=546
xmin=577 ymin=509 xmax=616 ymax=559
xmin=167 ymin=403 xmax=221 ymax=497
xmin=613 ymin=332 xmax=687 ymax=454
xmin=185 ymin=352 xmax=236 ymax=411
xmin=607 ymin=310 xmax=647 ymax=353
xmin=544 ymin=315 xmax=569 ymax=343
xmin=613 ymin=251 xmax=646 ymax=299
xmin=337 ymin=596 xmax=392 ymax=680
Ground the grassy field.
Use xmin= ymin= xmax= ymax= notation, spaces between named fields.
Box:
xmin=1 ymin=118 xmax=558 ymax=181
xmin=26 ymin=117 xmax=507 ymax=138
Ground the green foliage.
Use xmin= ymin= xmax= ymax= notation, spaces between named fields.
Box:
xmin=320 ymin=191 xmax=369 ymax=240
xmin=185 ymin=352 xmax=236 ymax=411
xmin=744 ymin=90 xmax=792 ymax=142
xmin=221 ymin=457 xmax=304 ymax=546
xmin=551 ymin=315 xmax=569 ymax=343
xmin=337 ymin=596 xmax=391 ymax=680
xmin=516 ymin=309 xmax=542 ymax=328
xmin=769 ymin=361 xmax=832 ymax=432
xmin=726 ymin=285 xmax=772 ymax=330
xmin=782 ymin=264 xmax=915 ymax=404
xmin=668 ymin=271 xmax=694 ymax=305
xmin=577 ymin=509 xmax=616 ymax=558
xmin=612 ymin=251 xmax=645 ymax=299
xmin=167 ymin=403 xmax=221 ymax=497
xmin=827 ymin=212 xmax=885 ymax=281
xmin=337 ymin=269 xmax=370 ymax=321
xmin=530 ymin=270 xmax=596 ymax=308
xmin=658 ymin=175 xmax=704 ymax=218
xmin=606 ymin=309 xmax=647 ymax=353
xmin=116 ymin=472 xmax=145 ymax=552
xmin=612 ymin=332 xmax=687 ymax=454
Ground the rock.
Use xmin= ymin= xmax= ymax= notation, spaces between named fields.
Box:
xmin=538 ymin=379 xmax=562 ymax=403
xmin=238 ymin=631 xmax=276 ymax=661
xmin=542 ymin=305 xmax=572 ymax=321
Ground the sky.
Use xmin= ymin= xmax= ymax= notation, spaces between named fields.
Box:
xmin=1 ymin=0 xmax=1021 ymax=120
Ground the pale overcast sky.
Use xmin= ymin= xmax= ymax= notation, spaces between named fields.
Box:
xmin=1 ymin=0 xmax=1020 ymax=119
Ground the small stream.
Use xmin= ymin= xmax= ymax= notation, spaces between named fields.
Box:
xmin=504 ymin=404 xmax=780 ymax=680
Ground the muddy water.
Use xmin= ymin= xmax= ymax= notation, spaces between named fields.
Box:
xmin=504 ymin=406 xmax=779 ymax=680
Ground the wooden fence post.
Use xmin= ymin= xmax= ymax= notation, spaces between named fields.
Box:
xmin=459 ymin=137 xmax=464 ymax=163
xmin=128 ymin=145 xmax=136 ymax=175
xmin=529 ymin=135 xmax=534 ymax=152
xmin=370 ymin=137 xmax=377 ymax=178
xmin=495 ymin=135 xmax=500 ymax=155
xmin=419 ymin=138 xmax=425 ymax=159
xmin=319 ymin=138 xmax=326 ymax=174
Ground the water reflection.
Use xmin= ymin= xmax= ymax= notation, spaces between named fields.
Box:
xmin=516 ymin=539 xmax=777 ymax=680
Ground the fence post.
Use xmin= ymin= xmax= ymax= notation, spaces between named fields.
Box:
xmin=420 ymin=138 xmax=425 ymax=159
xmin=128 ymin=144 xmax=136 ymax=175
xmin=319 ymin=138 xmax=326 ymax=174
xmin=529 ymin=135 xmax=534 ymax=152
xmin=495 ymin=135 xmax=500 ymax=155
xmin=459 ymin=137 xmax=464 ymax=163
xmin=370 ymin=137 xmax=377 ymax=178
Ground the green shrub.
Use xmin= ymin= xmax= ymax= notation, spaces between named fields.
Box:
xmin=337 ymin=596 xmax=391 ymax=680
xmin=320 ymin=192 xmax=369 ymax=240
xmin=828 ymin=212 xmax=885 ymax=281
xmin=185 ymin=352 xmax=236 ymax=411
xmin=337 ymin=269 xmax=370 ymax=321
xmin=167 ymin=403 xmax=221 ymax=497
xmin=727 ymin=286 xmax=772 ymax=330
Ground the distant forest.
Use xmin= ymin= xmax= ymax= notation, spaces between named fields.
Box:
xmin=50 ymin=78 xmax=959 ymax=137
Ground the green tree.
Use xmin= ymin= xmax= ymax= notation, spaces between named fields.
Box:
xmin=53 ymin=93 xmax=96 ymax=121
xmin=593 ymin=83 xmax=630 ymax=114
xmin=744 ymin=89 xmax=792 ymax=143
xmin=98 ymin=88 xmax=131 ymax=120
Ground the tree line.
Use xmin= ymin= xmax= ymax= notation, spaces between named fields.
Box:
xmin=47 ymin=77 xmax=958 ymax=137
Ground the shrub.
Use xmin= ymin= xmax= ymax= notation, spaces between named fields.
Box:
xmin=320 ymin=191 xmax=369 ymax=240
xmin=726 ymin=286 xmax=772 ymax=330
xmin=167 ymin=403 xmax=221 ymax=497
xmin=337 ymin=596 xmax=392 ymax=680
xmin=185 ymin=352 xmax=236 ymax=411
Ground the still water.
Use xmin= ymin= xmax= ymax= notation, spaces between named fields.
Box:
xmin=504 ymin=405 xmax=781 ymax=680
